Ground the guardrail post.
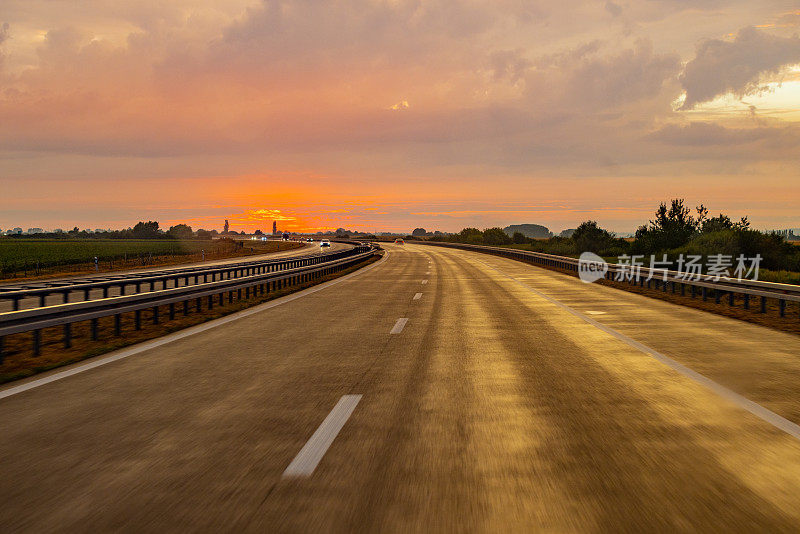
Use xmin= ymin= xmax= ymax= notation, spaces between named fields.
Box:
xmin=780 ymin=299 xmax=786 ymax=317
xmin=63 ymin=323 xmax=71 ymax=348
xmin=135 ymin=310 xmax=142 ymax=330
xmin=744 ymin=294 xmax=750 ymax=309
xmin=62 ymin=291 xmax=69 ymax=304
xmin=208 ymin=295 xmax=214 ymax=310
xmin=702 ymin=287 xmax=707 ymax=301
xmin=245 ymin=287 xmax=250 ymax=299
xmin=237 ymin=288 xmax=242 ymax=300
xmin=729 ymin=292 xmax=735 ymax=306
xmin=91 ymin=318 xmax=99 ymax=340
xmin=153 ymin=306 xmax=159 ymax=324
xmin=39 ymin=294 xmax=47 ymax=307
xmin=760 ymin=296 xmax=767 ymax=313
xmin=228 ymin=291 xmax=233 ymax=303
xmin=84 ymin=288 xmax=91 ymax=301
xmin=115 ymin=314 xmax=121 ymax=336
xmin=33 ymin=330 xmax=41 ymax=356
xmin=691 ymin=286 xmax=696 ymax=298
xmin=196 ymin=297 xmax=202 ymax=312
xmin=135 ymin=282 xmax=141 ymax=293
xmin=169 ymin=303 xmax=175 ymax=320
xmin=183 ymin=300 xmax=189 ymax=316
xmin=715 ymin=291 xmax=721 ymax=304
xmin=103 ymin=287 xmax=109 ymax=298
xmin=219 ymin=293 xmax=224 ymax=306
xmin=0 ymin=336 xmax=4 ymax=365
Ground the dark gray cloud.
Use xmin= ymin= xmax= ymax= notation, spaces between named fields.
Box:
xmin=680 ymin=26 xmax=800 ymax=109
xmin=647 ymin=121 xmax=800 ymax=150
xmin=561 ymin=39 xmax=680 ymax=109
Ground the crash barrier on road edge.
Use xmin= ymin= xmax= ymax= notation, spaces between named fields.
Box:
xmin=412 ymin=241 xmax=800 ymax=320
xmin=0 ymin=245 xmax=360 ymax=312
xmin=0 ymin=245 xmax=376 ymax=361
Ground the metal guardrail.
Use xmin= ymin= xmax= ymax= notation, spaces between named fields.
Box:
xmin=413 ymin=241 xmax=800 ymax=318
xmin=0 ymin=244 xmax=357 ymax=311
xmin=0 ymin=245 xmax=376 ymax=360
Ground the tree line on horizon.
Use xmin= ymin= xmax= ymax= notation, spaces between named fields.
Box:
xmin=411 ymin=199 xmax=800 ymax=273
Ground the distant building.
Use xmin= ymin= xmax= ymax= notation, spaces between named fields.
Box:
xmin=273 ymin=221 xmax=277 ymax=234
xmin=774 ymin=229 xmax=798 ymax=241
xmin=26 ymin=228 xmax=43 ymax=235
xmin=223 ymin=219 xmax=229 ymax=234
xmin=54 ymin=229 xmax=64 ymax=233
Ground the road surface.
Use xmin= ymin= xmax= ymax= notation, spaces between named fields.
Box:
xmin=2 ymin=243 xmax=800 ymax=531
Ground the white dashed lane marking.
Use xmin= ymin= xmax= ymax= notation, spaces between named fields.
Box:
xmin=283 ymin=395 xmax=362 ymax=478
xmin=390 ymin=318 xmax=409 ymax=334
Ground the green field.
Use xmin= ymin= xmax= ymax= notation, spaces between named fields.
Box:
xmin=0 ymin=239 xmax=256 ymax=278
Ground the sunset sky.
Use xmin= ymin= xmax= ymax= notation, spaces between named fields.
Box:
xmin=1 ymin=1 xmax=799 ymax=234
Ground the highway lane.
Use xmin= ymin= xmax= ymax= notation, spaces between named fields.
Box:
xmin=0 ymin=241 xmax=352 ymax=313
xmin=2 ymin=243 xmax=800 ymax=531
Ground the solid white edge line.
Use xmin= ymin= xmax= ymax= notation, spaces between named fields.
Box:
xmin=473 ymin=256 xmax=800 ymax=441
xmin=390 ymin=318 xmax=409 ymax=334
xmin=283 ymin=394 xmax=362 ymax=477
xmin=0 ymin=252 xmax=389 ymax=400
xmin=413 ymin=293 xmax=422 ymax=300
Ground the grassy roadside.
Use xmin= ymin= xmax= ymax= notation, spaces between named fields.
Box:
xmin=0 ymin=253 xmax=381 ymax=384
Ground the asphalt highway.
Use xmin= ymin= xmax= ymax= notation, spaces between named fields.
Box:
xmin=2 ymin=243 xmax=800 ymax=531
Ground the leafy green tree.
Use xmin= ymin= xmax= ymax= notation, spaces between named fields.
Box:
xmin=512 ymin=231 xmax=527 ymax=244
xmin=455 ymin=228 xmax=484 ymax=244
xmin=412 ymin=228 xmax=427 ymax=237
xmin=633 ymin=199 xmax=697 ymax=253
xmin=132 ymin=221 xmax=161 ymax=238
xmin=483 ymin=227 xmax=513 ymax=245
xmin=696 ymin=205 xmax=751 ymax=233
xmin=572 ymin=221 xmax=614 ymax=254
xmin=167 ymin=224 xmax=193 ymax=240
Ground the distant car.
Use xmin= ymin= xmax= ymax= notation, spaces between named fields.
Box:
xmin=394 ymin=238 xmax=404 ymax=244
xmin=320 ymin=239 xmax=331 ymax=247
xmin=306 ymin=238 xmax=314 ymax=243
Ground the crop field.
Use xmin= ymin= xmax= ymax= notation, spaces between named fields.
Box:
xmin=0 ymin=239 xmax=298 ymax=280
